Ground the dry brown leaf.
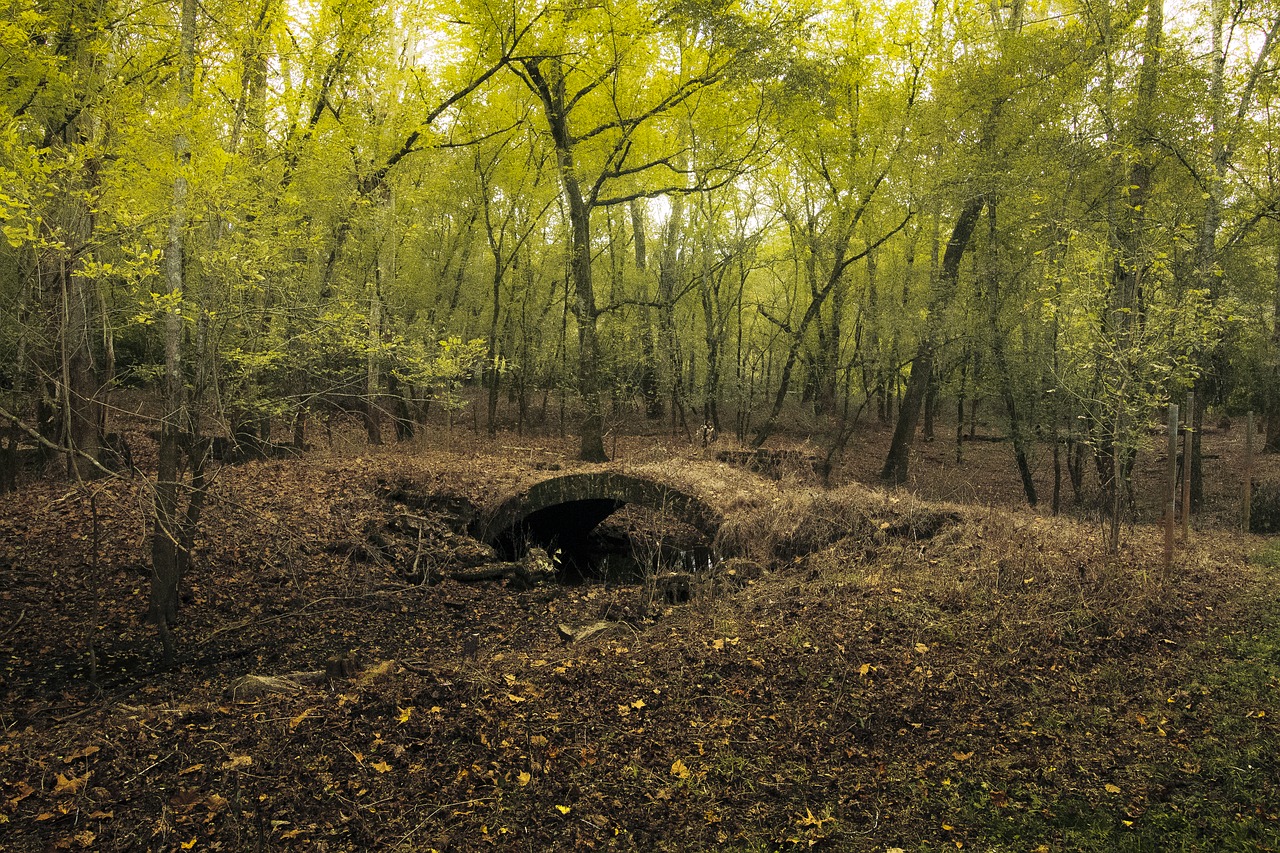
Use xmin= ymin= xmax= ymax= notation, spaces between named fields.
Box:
xmin=62 ymin=746 xmax=100 ymax=763
xmin=53 ymin=772 xmax=89 ymax=796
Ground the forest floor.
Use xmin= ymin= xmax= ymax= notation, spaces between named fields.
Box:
xmin=1 ymin=413 xmax=1279 ymax=851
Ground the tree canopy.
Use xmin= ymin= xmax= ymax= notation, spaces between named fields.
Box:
xmin=3 ymin=0 xmax=1280 ymax=511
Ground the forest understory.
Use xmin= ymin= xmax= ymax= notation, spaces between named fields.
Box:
xmin=0 ymin=409 xmax=1278 ymax=852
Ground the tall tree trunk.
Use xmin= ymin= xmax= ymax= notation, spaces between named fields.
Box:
xmin=62 ymin=250 xmax=104 ymax=480
xmin=151 ymin=0 xmax=198 ymax=666
xmin=565 ymin=178 xmax=607 ymax=461
xmin=1267 ymin=235 xmax=1280 ymax=452
xmin=1096 ymin=0 xmax=1162 ymax=531
xmin=881 ymin=196 xmax=985 ymax=484
xmin=658 ymin=191 xmax=688 ymax=436
xmin=699 ymin=240 xmax=723 ymax=431
xmin=522 ymin=58 xmax=607 ymax=461
xmin=364 ymin=267 xmax=384 ymax=445
xmin=631 ymin=201 xmax=662 ymax=419
xmin=985 ymin=203 xmax=1038 ymax=505
xmin=487 ymin=256 xmax=503 ymax=435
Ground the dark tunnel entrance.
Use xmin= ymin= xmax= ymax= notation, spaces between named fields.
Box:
xmin=494 ymin=499 xmax=715 ymax=584
xmin=479 ymin=473 xmax=721 ymax=584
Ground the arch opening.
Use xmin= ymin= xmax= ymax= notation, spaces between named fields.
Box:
xmin=495 ymin=500 xmax=714 ymax=584
xmin=482 ymin=474 xmax=720 ymax=584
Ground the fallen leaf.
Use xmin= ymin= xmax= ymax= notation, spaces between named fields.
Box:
xmin=371 ymin=761 xmax=392 ymax=773
xmin=180 ymin=838 xmax=197 ymax=849
xmin=179 ymin=763 xmax=204 ymax=776
xmin=1105 ymin=783 xmax=1121 ymax=794
xmin=914 ymin=643 xmax=929 ymax=654
xmin=8 ymin=780 xmax=34 ymax=805
xmin=53 ymin=772 xmax=89 ymax=795
xmin=952 ymin=751 xmax=973 ymax=761
xmin=221 ymin=754 xmax=252 ymax=771
xmin=517 ymin=771 xmax=531 ymax=787
xmin=87 ymin=811 xmax=114 ymax=820
xmin=73 ymin=830 xmax=96 ymax=848
xmin=289 ymin=709 xmax=314 ymax=730
xmin=397 ymin=706 xmax=413 ymax=724
xmin=63 ymin=746 xmax=100 ymax=763
xmin=671 ymin=759 xmax=690 ymax=779
xmin=555 ymin=804 xmax=571 ymax=815
xmin=630 ymin=699 xmax=646 ymax=710
xmin=859 ymin=663 xmax=873 ymax=677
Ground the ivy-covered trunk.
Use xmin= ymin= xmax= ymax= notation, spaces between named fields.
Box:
xmin=151 ymin=0 xmax=199 ymax=666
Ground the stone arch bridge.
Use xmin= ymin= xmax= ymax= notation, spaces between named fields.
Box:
xmin=472 ymin=471 xmax=723 ymax=570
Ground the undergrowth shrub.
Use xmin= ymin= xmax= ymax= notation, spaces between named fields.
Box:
xmin=1248 ymin=480 xmax=1280 ymax=534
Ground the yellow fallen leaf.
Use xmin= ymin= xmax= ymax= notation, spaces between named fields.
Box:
xmin=221 ymin=755 xmax=252 ymax=771
xmin=859 ymin=663 xmax=872 ymax=677
xmin=953 ymin=751 xmax=973 ymax=761
xmin=517 ymin=771 xmax=531 ymax=787
xmin=397 ymin=706 xmax=413 ymax=724
xmin=671 ymin=759 xmax=690 ymax=779
xmin=712 ymin=639 xmax=724 ymax=650
xmin=179 ymin=763 xmax=204 ymax=776
xmin=371 ymin=761 xmax=392 ymax=773
xmin=289 ymin=709 xmax=314 ymax=730
xmin=630 ymin=699 xmax=646 ymax=710
xmin=1105 ymin=783 xmax=1121 ymax=794
xmin=507 ymin=693 xmax=526 ymax=703
xmin=88 ymin=811 xmax=114 ymax=820
xmin=942 ymin=823 xmax=955 ymax=830
xmin=180 ymin=839 xmax=197 ymax=850
xmin=555 ymin=804 xmax=571 ymax=815
xmin=54 ymin=772 xmax=89 ymax=795
xmin=915 ymin=643 xmax=929 ymax=654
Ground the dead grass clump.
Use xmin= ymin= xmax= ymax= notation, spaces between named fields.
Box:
xmin=716 ymin=483 xmax=967 ymax=565
xmin=818 ymin=507 xmax=1246 ymax=660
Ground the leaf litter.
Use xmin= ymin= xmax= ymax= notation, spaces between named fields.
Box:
xmin=0 ymin=431 xmax=1277 ymax=850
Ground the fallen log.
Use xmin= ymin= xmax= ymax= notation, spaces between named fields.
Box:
xmin=441 ymin=547 xmax=557 ymax=588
